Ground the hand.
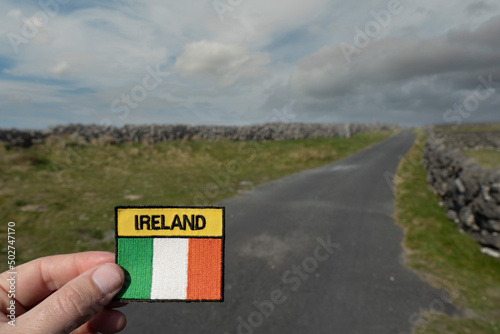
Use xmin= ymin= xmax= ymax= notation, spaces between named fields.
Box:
xmin=0 ymin=251 xmax=127 ymax=333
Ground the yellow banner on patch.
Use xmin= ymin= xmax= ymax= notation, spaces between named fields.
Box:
xmin=116 ymin=207 xmax=224 ymax=237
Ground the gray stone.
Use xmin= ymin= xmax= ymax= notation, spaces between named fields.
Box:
xmin=459 ymin=207 xmax=475 ymax=227
xmin=446 ymin=210 xmax=458 ymax=221
xmin=454 ymin=178 xmax=465 ymax=193
xmin=473 ymin=198 xmax=500 ymax=219
xmin=460 ymin=172 xmax=481 ymax=200
xmin=456 ymin=194 xmax=466 ymax=207
xmin=490 ymin=183 xmax=500 ymax=193
xmin=20 ymin=204 xmax=48 ymax=212
xmin=491 ymin=192 xmax=500 ymax=202
xmin=486 ymin=220 xmax=500 ymax=232
xmin=481 ymin=185 xmax=492 ymax=201
xmin=479 ymin=232 xmax=500 ymax=249
xmin=480 ymin=247 xmax=500 ymax=258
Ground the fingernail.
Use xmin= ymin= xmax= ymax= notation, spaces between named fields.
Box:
xmin=92 ymin=263 xmax=123 ymax=295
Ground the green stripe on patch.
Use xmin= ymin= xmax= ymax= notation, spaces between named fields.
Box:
xmin=116 ymin=238 xmax=153 ymax=299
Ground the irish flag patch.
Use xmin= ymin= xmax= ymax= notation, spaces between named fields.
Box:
xmin=114 ymin=206 xmax=225 ymax=302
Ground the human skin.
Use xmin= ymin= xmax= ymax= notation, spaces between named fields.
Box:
xmin=0 ymin=251 xmax=127 ymax=333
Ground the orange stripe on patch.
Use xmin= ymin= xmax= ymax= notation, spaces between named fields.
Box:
xmin=187 ymin=238 xmax=222 ymax=300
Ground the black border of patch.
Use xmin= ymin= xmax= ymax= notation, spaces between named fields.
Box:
xmin=114 ymin=205 xmax=225 ymax=303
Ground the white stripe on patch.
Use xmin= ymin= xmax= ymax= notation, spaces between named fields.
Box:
xmin=151 ymin=238 xmax=189 ymax=299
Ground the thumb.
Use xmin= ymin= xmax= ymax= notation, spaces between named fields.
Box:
xmin=20 ymin=263 xmax=124 ymax=333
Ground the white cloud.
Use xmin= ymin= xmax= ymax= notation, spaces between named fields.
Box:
xmin=174 ymin=41 xmax=270 ymax=86
xmin=290 ymin=15 xmax=500 ymax=99
xmin=205 ymin=0 xmax=331 ymax=47
xmin=47 ymin=60 xmax=69 ymax=77
xmin=1 ymin=4 xmax=172 ymax=88
xmin=7 ymin=9 xmax=22 ymax=19
xmin=0 ymin=80 xmax=66 ymax=104
xmin=256 ymin=13 xmax=500 ymax=126
xmin=0 ymin=0 xmax=500 ymax=128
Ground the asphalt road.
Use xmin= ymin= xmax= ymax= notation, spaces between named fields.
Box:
xmin=121 ymin=130 xmax=455 ymax=334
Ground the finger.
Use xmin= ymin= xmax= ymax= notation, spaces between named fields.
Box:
xmin=0 ymin=252 xmax=115 ymax=310
xmin=0 ymin=281 xmax=27 ymax=317
xmin=71 ymin=309 xmax=127 ymax=334
xmin=18 ymin=263 xmax=124 ymax=334
xmin=91 ymin=309 xmax=127 ymax=334
xmin=70 ymin=305 xmax=128 ymax=334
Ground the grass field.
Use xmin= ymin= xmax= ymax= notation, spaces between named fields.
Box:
xmin=395 ymin=131 xmax=500 ymax=333
xmin=463 ymin=150 xmax=500 ymax=169
xmin=0 ymin=131 xmax=393 ymax=271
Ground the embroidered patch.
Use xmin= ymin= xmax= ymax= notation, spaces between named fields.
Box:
xmin=114 ymin=206 xmax=224 ymax=302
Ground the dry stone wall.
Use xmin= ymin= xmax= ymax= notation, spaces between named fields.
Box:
xmin=431 ymin=129 xmax=500 ymax=151
xmin=423 ymin=128 xmax=500 ymax=250
xmin=0 ymin=123 xmax=397 ymax=147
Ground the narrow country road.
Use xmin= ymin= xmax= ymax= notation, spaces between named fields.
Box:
xmin=121 ymin=130 xmax=455 ymax=334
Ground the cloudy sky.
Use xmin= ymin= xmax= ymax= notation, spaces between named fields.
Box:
xmin=1 ymin=0 xmax=499 ymax=129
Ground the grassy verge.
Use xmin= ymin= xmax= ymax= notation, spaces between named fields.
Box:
xmin=395 ymin=131 xmax=500 ymax=333
xmin=0 ymin=130 xmax=393 ymax=271
xmin=463 ymin=150 xmax=500 ymax=169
